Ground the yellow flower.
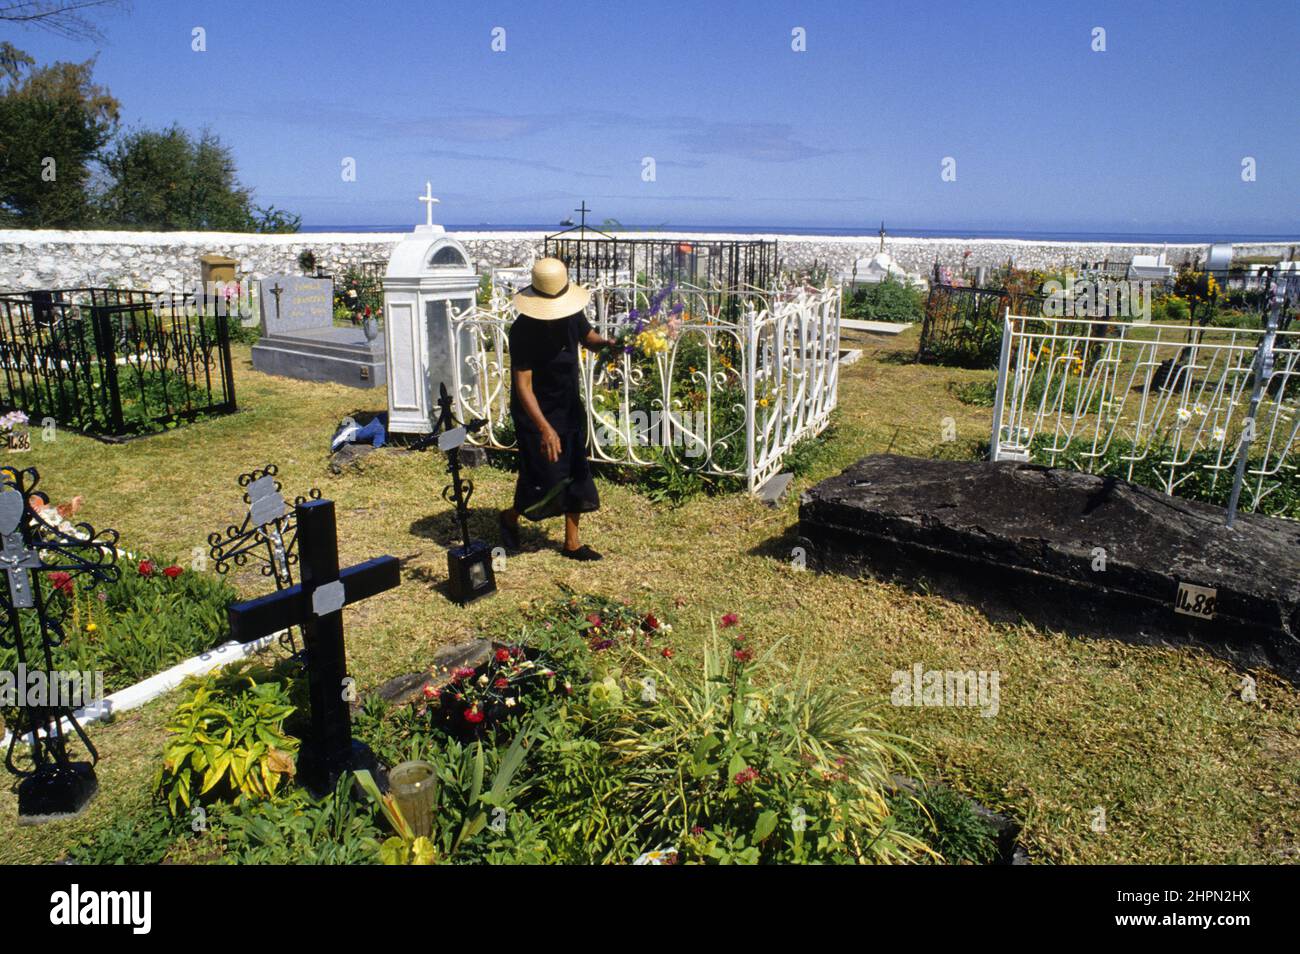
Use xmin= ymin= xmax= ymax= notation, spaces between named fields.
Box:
xmin=758 ymin=397 xmax=769 ymax=407
xmin=85 ymin=622 xmax=97 ymax=634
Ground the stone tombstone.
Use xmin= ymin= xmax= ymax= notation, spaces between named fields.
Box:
xmin=383 ymin=183 xmax=481 ymax=434
xmin=251 ymin=273 xmax=387 ymax=389
xmin=258 ymin=275 xmax=333 ymax=335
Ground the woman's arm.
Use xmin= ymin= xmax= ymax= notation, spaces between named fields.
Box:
xmin=582 ymin=329 xmax=616 ymax=351
xmin=513 ymin=368 xmax=562 ymax=462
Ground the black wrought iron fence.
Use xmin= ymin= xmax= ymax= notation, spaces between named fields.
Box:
xmin=917 ymin=285 xmax=1047 ymax=368
xmin=0 ymin=288 xmax=237 ymax=438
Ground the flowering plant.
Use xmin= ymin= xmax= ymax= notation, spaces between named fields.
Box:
xmin=334 ymin=266 xmax=383 ymax=326
xmin=0 ymin=410 xmax=28 ymax=432
xmin=609 ymin=284 xmax=684 ymax=360
xmin=426 ymin=643 xmax=564 ymax=740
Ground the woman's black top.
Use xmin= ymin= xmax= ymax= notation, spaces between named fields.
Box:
xmin=508 ymin=312 xmax=592 ymax=432
xmin=507 ymin=311 xmax=600 ymax=521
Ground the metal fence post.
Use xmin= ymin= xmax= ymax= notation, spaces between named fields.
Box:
xmin=89 ymin=305 xmax=124 ymax=435
xmin=1225 ymin=282 xmax=1283 ymax=527
xmin=988 ymin=308 xmax=1014 ymax=461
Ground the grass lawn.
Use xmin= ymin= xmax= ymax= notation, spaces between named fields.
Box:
xmin=3 ymin=331 xmax=1298 ymax=864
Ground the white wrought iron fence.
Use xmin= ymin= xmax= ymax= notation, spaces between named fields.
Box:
xmin=444 ymin=280 xmax=841 ymax=493
xmin=989 ymin=311 xmax=1300 ymax=518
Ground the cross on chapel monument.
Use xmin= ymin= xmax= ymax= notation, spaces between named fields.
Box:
xmin=418 ymin=181 xmax=440 ymax=231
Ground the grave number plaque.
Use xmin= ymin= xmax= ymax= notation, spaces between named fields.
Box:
xmin=208 ymin=464 xmax=322 ymax=654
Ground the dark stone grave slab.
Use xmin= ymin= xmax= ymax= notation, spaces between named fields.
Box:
xmin=799 ymin=454 xmax=1300 ymax=682
xmin=376 ymin=639 xmax=493 ymax=707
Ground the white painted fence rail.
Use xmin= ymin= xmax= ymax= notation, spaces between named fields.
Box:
xmin=445 ymin=281 xmax=841 ymax=493
xmin=990 ymin=311 xmax=1300 ymax=517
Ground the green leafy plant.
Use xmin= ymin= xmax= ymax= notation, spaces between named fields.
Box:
xmin=888 ymin=783 xmax=1001 ymax=864
xmin=843 ymin=277 xmax=924 ymax=323
xmin=155 ymin=662 xmax=299 ymax=816
xmin=65 ymin=802 xmax=190 ymax=865
xmin=211 ymin=775 xmax=383 ymax=865
xmin=355 ymin=729 xmax=533 ymax=864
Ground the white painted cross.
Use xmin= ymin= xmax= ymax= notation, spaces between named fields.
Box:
xmin=418 ymin=181 xmax=440 ymax=228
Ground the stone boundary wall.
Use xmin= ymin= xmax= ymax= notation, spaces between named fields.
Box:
xmin=1 ymin=228 xmax=1296 ymax=292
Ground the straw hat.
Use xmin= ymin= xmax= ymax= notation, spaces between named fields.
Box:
xmin=512 ymin=258 xmax=590 ymax=320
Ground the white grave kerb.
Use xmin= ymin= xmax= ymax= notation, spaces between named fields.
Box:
xmin=383 ymin=186 xmax=481 ymax=434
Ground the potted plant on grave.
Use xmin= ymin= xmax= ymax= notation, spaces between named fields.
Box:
xmin=335 ymin=266 xmax=384 ymax=338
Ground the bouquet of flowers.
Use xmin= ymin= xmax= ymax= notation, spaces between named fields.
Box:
xmin=609 ymin=284 xmax=684 ymax=360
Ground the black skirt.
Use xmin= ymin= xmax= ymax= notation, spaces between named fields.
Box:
xmin=513 ymin=423 xmax=600 ymax=521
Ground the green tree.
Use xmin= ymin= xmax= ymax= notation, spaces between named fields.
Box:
xmin=97 ymin=125 xmax=263 ymax=230
xmin=0 ymin=44 xmax=119 ymax=226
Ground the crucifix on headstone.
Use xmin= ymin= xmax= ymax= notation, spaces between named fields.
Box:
xmin=419 ymin=181 xmax=440 ymax=229
xmin=208 ymin=465 xmax=321 ymax=655
xmin=1 ymin=466 xmax=120 ymax=824
xmin=226 ymin=497 xmax=399 ymax=794
xmin=411 ymin=383 xmax=495 ymax=605
xmin=269 ymin=281 xmax=285 ymax=321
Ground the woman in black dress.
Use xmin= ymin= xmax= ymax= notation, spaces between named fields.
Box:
xmin=498 ymin=258 xmax=614 ymax=561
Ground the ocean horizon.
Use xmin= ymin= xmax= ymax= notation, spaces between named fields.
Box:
xmin=299 ymin=223 xmax=1300 ymax=244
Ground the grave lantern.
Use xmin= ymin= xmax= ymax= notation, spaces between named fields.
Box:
xmin=383 ymin=182 xmax=481 ymax=434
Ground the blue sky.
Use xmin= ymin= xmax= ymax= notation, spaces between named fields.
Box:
xmin=8 ymin=0 xmax=1299 ymax=233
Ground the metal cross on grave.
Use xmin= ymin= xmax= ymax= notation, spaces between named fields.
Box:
xmin=208 ymin=465 xmax=321 ymax=654
xmin=575 ymin=200 xmax=592 ymax=236
xmin=226 ymin=496 xmax=399 ymax=794
xmin=0 ymin=466 xmax=120 ymax=824
xmin=411 ymin=382 xmax=496 ymax=605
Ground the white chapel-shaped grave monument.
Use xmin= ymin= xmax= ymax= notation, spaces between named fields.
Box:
xmin=383 ymin=182 xmax=482 ymax=434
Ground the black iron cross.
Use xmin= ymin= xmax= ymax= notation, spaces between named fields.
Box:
xmin=411 ymin=383 xmax=495 ymax=604
xmin=1 ymin=466 xmax=120 ymax=823
xmin=575 ymin=201 xmax=591 ymax=234
xmin=226 ymin=497 xmax=399 ymax=794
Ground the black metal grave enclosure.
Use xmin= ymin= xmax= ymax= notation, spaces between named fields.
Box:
xmin=544 ymin=221 xmax=778 ymax=294
xmin=0 ymin=288 xmax=237 ymax=439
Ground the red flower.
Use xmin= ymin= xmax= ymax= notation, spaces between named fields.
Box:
xmin=451 ymin=666 xmax=477 ymax=683
xmin=661 ymin=647 xmax=675 ymax=659
xmin=690 ymin=825 xmax=705 ymax=835
xmin=642 ymin=613 xmax=660 ymax=631
xmin=585 ymin=613 xmax=603 ymax=627
xmin=733 ymin=767 xmax=760 ymax=786
xmin=138 ymin=560 xmax=154 ymax=576
xmin=720 ymin=613 xmax=739 ymax=628
xmin=421 ymin=685 xmax=437 ymax=699
xmin=162 ymin=565 xmax=183 ymax=578
xmin=495 ymin=647 xmax=511 ymax=663
xmin=464 ymin=706 xmax=484 ymax=724
xmin=733 ymin=648 xmax=753 ymax=663
xmin=48 ymin=571 xmax=73 ymax=596
xmin=493 ymin=677 xmax=510 ymax=690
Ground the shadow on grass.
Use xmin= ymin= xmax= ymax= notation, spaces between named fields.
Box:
xmin=408 ymin=508 xmax=551 ymax=554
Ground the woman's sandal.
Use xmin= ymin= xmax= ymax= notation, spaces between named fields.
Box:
xmin=560 ymin=544 xmax=603 ymax=562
